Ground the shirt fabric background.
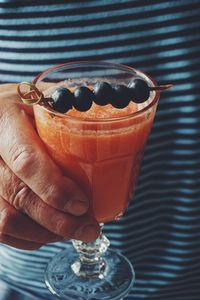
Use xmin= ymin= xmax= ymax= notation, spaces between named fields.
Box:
xmin=0 ymin=1 xmax=200 ymax=299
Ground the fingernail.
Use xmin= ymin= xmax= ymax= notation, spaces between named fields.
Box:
xmin=65 ymin=198 xmax=89 ymax=216
xmin=75 ymin=224 xmax=99 ymax=242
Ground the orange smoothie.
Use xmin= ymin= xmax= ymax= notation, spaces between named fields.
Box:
xmin=34 ymin=92 xmax=156 ymax=223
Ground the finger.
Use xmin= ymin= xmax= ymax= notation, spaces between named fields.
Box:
xmin=0 ymin=82 xmax=53 ymax=92
xmin=0 ymin=84 xmax=33 ymax=116
xmin=0 ymin=196 xmax=62 ymax=244
xmin=0 ymin=161 xmax=99 ymax=242
xmin=0 ymin=83 xmax=18 ymax=93
xmin=0 ymin=83 xmax=55 ymax=118
xmin=0 ymin=100 xmax=89 ymax=216
xmin=0 ymin=233 xmax=44 ymax=250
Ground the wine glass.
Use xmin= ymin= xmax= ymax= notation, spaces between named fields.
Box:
xmin=32 ymin=61 xmax=160 ymax=300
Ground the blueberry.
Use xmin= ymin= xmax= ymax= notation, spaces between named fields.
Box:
xmin=93 ymin=81 xmax=114 ymax=106
xmin=128 ymin=78 xmax=150 ymax=103
xmin=111 ymin=84 xmax=131 ymax=109
xmin=73 ymin=86 xmax=93 ymax=112
xmin=51 ymin=87 xmax=73 ymax=113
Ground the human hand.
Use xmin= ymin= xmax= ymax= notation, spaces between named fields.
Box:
xmin=0 ymin=84 xmax=99 ymax=250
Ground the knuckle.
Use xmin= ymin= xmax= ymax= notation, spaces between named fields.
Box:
xmin=9 ymin=144 xmax=36 ymax=177
xmin=55 ymin=219 xmax=66 ymax=234
xmin=43 ymin=184 xmax=63 ymax=208
xmin=0 ymin=207 xmax=16 ymax=233
xmin=55 ymin=217 xmax=74 ymax=238
xmin=26 ymin=199 xmax=42 ymax=221
xmin=10 ymin=181 xmax=32 ymax=212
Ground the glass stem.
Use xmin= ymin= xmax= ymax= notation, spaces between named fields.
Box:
xmin=71 ymin=224 xmax=110 ymax=279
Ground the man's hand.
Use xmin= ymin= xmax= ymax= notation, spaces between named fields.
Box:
xmin=0 ymin=84 xmax=99 ymax=250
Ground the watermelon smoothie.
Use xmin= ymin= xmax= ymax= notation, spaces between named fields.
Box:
xmin=34 ymin=82 xmax=158 ymax=223
xmin=31 ymin=62 xmax=160 ymax=300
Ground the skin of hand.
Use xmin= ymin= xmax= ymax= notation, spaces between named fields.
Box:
xmin=0 ymin=84 xmax=100 ymax=250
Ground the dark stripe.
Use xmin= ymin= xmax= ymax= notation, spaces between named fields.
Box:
xmin=1 ymin=29 xmax=200 ymax=53
xmin=1 ymin=3 xmax=200 ymax=29
xmin=0 ymin=1 xmax=156 ymax=18
xmin=0 ymin=15 xmax=199 ymax=41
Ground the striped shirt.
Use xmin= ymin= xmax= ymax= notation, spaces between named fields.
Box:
xmin=0 ymin=1 xmax=200 ymax=299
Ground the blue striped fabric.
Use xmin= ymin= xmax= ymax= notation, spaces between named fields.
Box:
xmin=0 ymin=1 xmax=200 ymax=299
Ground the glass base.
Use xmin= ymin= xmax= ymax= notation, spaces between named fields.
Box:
xmin=45 ymin=243 xmax=135 ymax=300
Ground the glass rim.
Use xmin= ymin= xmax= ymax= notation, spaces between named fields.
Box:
xmin=33 ymin=61 xmax=160 ymax=123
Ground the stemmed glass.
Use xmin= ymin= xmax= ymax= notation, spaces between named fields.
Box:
xmin=32 ymin=61 xmax=160 ymax=300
